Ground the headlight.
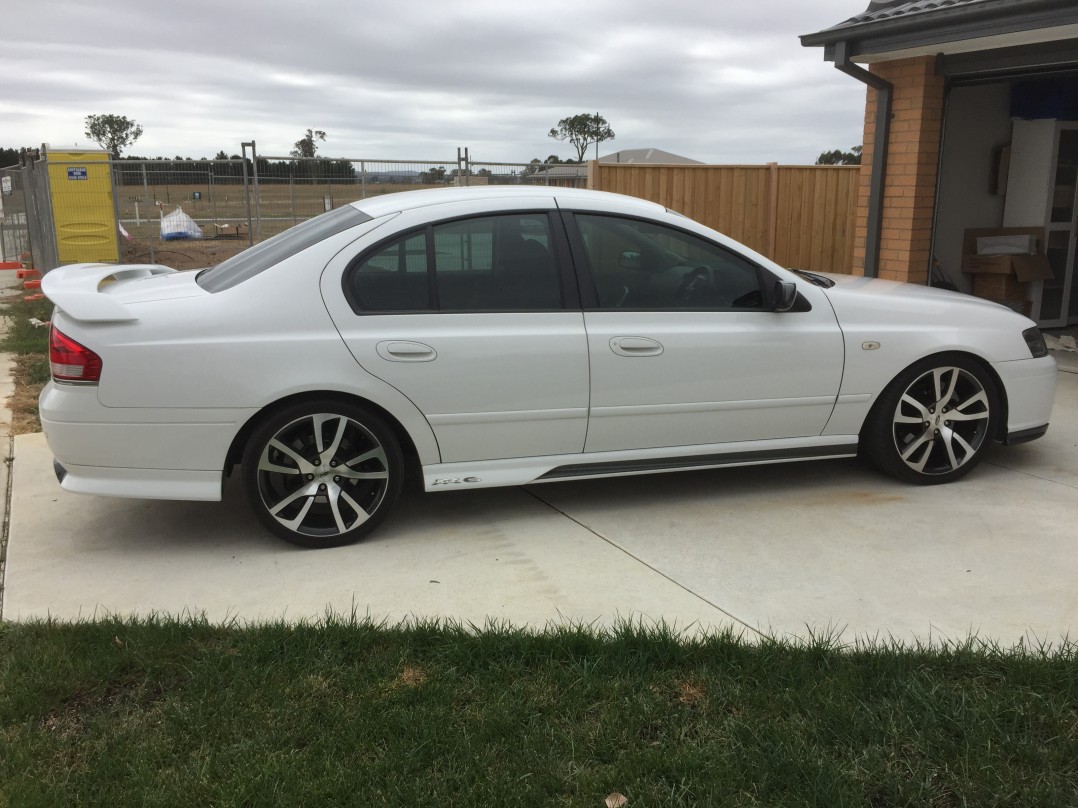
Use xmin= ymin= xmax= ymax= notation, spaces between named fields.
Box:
xmin=1022 ymin=326 xmax=1048 ymax=358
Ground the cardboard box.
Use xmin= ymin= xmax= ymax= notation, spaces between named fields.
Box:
xmin=972 ymin=273 xmax=1029 ymax=302
xmin=961 ymin=227 xmax=1054 ymax=282
xmin=213 ymin=223 xmax=249 ymax=239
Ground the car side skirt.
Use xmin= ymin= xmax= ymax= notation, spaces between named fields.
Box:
xmin=421 ymin=436 xmax=859 ymax=491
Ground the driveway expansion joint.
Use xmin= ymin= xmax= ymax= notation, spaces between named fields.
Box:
xmin=522 ymin=487 xmax=766 ymax=640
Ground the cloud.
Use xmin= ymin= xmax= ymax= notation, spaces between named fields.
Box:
xmin=3 ymin=0 xmax=866 ymax=164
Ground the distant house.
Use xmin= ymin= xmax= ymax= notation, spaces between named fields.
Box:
xmin=528 ymin=148 xmax=702 ymax=185
xmin=802 ymin=0 xmax=1078 ymax=327
xmin=598 ymin=148 xmax=703 ymax=165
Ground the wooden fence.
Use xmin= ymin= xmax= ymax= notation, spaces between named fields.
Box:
xmin=588 ymin=162 xmax=859 ymax=274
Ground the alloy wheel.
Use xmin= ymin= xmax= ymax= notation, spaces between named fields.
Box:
xmin=891 ymin=365 xmax=991 ymax=476
xmin=254 ymin=412 xmax=391 ymax=539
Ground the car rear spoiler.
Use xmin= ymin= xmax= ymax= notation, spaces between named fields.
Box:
xmin=41 ymin=263 xmax=176 ymax=322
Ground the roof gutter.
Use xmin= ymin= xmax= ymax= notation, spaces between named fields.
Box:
xmin=834 ymin=39 xmax=891 ymax=279
xmin=799 ymin=0 xmax=1073 ymax=49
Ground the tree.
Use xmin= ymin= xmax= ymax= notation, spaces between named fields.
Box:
xmin=84 ymin=114 xmax=144 ymax=158
xmin=816 ymin=145 xmax=862 ymax=166
xmin=291 ymin=129 xmax=327 ymax=158
xmin=548 ymin=113 xmax=615 ymax=162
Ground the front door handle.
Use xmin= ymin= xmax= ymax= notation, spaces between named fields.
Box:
xmin=609 ymin=336 xmax=664 ymax=357
xmin=376 ymin=340 xmax=437 ymax=362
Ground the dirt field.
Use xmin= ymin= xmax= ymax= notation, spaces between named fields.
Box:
xmin=115 ymin=181 xmax=452 ymax=269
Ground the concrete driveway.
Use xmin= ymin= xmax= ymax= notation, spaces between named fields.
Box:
xmin=3 ymin=368 xmax=1076 ymax=646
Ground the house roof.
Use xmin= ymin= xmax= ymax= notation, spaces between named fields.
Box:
xmin=598 ymin=148 xmax=703 ymax=165
xmin=801 ymin=0 xmax=1078 ymax=60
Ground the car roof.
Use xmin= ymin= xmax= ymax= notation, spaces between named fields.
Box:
xmin=349 ymin=185 xmax=668 ymax=218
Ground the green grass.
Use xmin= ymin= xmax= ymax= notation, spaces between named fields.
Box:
xmin=0 ymin=294 xmax=52 ymax=356
xmin=1 ymin=617 xmax=1075 ymax=807
xmin=0 ymin=294 xmax=53 ymax=432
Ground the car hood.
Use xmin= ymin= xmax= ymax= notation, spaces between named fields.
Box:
xmin=816 ymin=272 xmax=1031 ymax=323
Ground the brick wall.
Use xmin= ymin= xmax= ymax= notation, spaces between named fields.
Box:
xmin=855 ymin=55 xmax=946 ymax=283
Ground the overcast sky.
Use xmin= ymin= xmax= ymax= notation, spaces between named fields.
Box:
xmin=3 ymin=0 xmax=869 ymax=165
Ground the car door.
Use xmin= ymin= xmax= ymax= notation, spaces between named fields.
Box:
xmin=563 ymin=209 xmax=844 ymax=453
xmin=321 ymin=198 xmax=589 ymax=463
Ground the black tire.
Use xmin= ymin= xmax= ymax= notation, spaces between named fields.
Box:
xmin=241 ymin=400 xmax=404 ymax=548
xmin=862 ymin=354 xmax=999 ymax=485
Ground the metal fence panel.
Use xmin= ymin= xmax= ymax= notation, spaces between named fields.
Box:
xmin=251 ymin=156 xmax=459 ymax=239
xmin=0 ymin=166 xmax=32 ymax=263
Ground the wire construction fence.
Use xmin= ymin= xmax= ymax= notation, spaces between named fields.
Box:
xmin=7 ymin=146 xmax=856 ymax=276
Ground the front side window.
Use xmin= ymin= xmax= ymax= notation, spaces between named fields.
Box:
xmin=348 ymin=213 xmax=561 ymax=312
xmin=574 ymin=214 xmax=763 ymax=310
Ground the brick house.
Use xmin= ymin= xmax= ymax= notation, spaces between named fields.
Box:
xmin=802 ymin=0 xmax=1078 ymax=327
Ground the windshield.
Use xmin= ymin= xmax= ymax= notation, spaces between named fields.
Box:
xmin=196 ymin=205 xmax=371 ymax=292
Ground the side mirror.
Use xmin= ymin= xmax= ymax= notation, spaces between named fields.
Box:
xmin=771 ymin=280 xmax=798 ymax=312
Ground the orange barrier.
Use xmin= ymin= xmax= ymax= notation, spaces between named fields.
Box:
xmin=0 ymin=261 xmax=22 ymax=270
xmin=17 ymin=269 xmax=41 ymax=279
xmin=24 ymin=279 xmax=41 ymax=290
xmin=24 ymin=294 xmax=45 ymax=302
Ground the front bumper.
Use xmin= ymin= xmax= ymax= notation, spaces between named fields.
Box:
xmin=992 ymin=355 xmax=1057 ymax=440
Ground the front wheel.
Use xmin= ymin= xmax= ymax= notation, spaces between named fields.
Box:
xmin=242 ymin=401 xmax=403 ymax=548
xmin=862 ymin=356 xmax=999 ymax=485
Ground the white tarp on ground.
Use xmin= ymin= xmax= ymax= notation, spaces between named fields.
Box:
xmin=160 ymin=206 xmax=203 ymax=240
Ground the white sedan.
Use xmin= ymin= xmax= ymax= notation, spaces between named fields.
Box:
xmin=40 ymin=187 xmax=1057 ymax=547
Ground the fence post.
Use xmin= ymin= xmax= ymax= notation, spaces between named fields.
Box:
xmin=587 ymin=160 xmax=599 ymax=191
xmin=767 ymin=162 xmax=779 ymax=259
xmin=240 ymin=142 xmax=255 ymax=246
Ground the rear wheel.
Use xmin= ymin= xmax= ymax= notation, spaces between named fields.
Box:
xmin=242 ymin=401 xmax=403 ymax=548
xmin=863 ymin=356 xmax=999 ymax=485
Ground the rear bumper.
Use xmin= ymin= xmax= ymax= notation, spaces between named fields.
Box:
xmin=40 ymin=382 xmax=254 ymax=501
xmin=51 ymin=458 xmax=223 ymax=501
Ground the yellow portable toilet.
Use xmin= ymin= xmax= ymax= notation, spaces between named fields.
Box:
xmin=46 ymin=147 xmax=120 ymax=264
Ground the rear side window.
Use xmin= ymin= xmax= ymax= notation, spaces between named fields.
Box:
xmin=197 ymin=205 xmax=371 ymax=293
xmin=348 ymin=213 xmax=561 ymax=312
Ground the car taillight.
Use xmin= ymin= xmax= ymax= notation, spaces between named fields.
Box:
xmin=49 ymin=327 xmax=103 ymax=383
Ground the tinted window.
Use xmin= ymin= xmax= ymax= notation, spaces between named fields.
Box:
xmin=197 ymin=205 xmax=371 ymax=293
xmin=575 ymin=214 xmax=763 ymax=310
xmin=352 ymin=231 xmax=429 ymax=311
xmin=347 ymin=213 xmax=561 ymax=312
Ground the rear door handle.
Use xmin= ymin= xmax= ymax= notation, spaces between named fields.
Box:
xmin=609 ymin=336 xmax=664 ymax=357
xmin=376 ymin=340 xmax=437 ymax=362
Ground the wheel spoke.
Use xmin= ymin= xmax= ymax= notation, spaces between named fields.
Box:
xmin=939 ymin=368 xmax=959 ymax=406
xmin=896 ymin=392 xmax=930 ymax=424
xmin=326 ymin=485 xmax=348 ymax=534
xmin=900 ymin=429 xmax=935 ymax=468
xmin=335 ymin=467 xmax=389 ymax=481
xmin=932 ymin=368 xmax=944 ymax=402
xmin=322 ymin=416 xmax=349 ymax=461
xmin=345 ymin=447 xmax=387 ymax=468
xmin=259 ymin=455 xmax=301 ymax=476
xmin=311 ymin=414 xmax=334 ymax=453
xmin=277 ymin=496 xmax=316 ymax=532
xmin=940 ymin=426 xmax=977 ymax=472
xmin=907 ymin=440 xmax=934 ymax=473
xmin=941 ymin=428 xmax=961 ymax=471
xmin=954 ymin=390 xmax=988 ymax=415
xmin=268 ymin=439 xmax=311 ymax=472
xmin=269 ymin=483 xmax=317 ymax=517
xmin=339 ymin=489 xmax=371 ymax=525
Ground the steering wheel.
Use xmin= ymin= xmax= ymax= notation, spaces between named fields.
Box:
xmin=675 ymin=266 xmax=715 ymax=306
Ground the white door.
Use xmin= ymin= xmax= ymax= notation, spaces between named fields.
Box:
xmin=568 ymin=212 xmax=844 ymax=453
xmin=323 ymin=203 xmax=589 ymax=463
